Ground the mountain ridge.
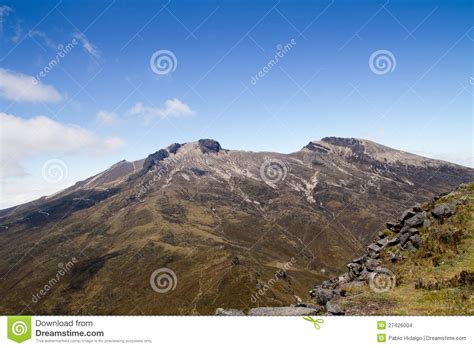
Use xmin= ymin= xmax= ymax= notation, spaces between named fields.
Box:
xmin=3 ymin=136 xmax=469 ymax=214
xmin=0 ymin=137 xmax=472 ymax=314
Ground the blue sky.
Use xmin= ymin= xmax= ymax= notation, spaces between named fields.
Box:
xmin=0 ymin=0 xmax=473 ymax=208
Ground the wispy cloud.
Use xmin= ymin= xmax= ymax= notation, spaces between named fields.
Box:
xmin=28 ymin=30 xmax=59 ymax=50
xmin=128 ymin=98 xmax=195 ymax=121
xmin=96 ymin=110 xmax=118 ymax=125
xmin=0 ymin=68 xmax=62 ymax=103
xmin=0 ymin=112 xmax=124 ymax=178
xmin=73 ymin=32 xmax=100 ymax=59
xmin=0 ymin=5 xmax=12 ymax=35
xmin=11 ymin=21 xmax=22 ymax=43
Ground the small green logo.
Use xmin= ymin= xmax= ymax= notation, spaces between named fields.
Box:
xmin=303 ymin=316 xmax=324 ymax=330
xmin=7 ymin=316 xmax=32 ymax=343
xmin=377 ymin=333 xmax=386 ymax=343
xmin=377 ymin=321 xmax=386 ymax=330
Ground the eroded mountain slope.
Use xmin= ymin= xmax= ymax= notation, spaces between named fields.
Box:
xmin=0 ymin=137 xmax=472 ymax=314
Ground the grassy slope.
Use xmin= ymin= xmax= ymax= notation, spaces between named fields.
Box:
xmin=338 ymin=183 xmax=474 ymax=315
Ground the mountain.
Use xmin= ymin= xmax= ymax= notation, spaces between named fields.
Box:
xmin=0 ymin=137 xmax=472 ymax=315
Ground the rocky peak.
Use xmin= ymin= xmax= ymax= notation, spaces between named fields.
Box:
xmin=142 ymin=149 xmax=169 ymax=172
xmin=198 ymin=139 xmax=222 ymax=154
xmin=321 ymin=137 xmax=366 ymax=153
xmin=303 ymin=141 xmax=331 ymax=154
xmin=167 ymin=143 xmax=182 ymax=154
xmin=303 ymin=137 xmax=368 ymax=155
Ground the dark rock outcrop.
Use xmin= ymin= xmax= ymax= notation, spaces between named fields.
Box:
xmin=306 ymin=189 xmax=466 ymax=315
xmin=142 ymin=149 xmax=169 ymax=172
xmin=310 ymin=287 xmax=334 ymax=305
xmin=198 ymin=139 xmax=221 ymax=154
xmin=167 ymin=143 xmax=182 ymax=154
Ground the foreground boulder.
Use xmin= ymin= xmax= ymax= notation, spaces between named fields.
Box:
xmin=310 ymin=287 xmax=334 ymax=305
xmin=248 ymin=306 xmax=321 ymax=316
xmin=326 ymin=301 xmax=344 ymax=315
xmin=215 ymin=308 xmax=245 ymax=316
xmin=431 ymin=203 xmax=455 ymax=219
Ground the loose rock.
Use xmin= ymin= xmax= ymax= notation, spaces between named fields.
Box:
xmin=404 ymin=212 xmax=427 ymax=228
xmin=310 ymin=287 xmax=334 ymax=305
xmin=368 ymin=243 xmax=383 ymax=253
xmin=386 ymin=221 xmax=402 ymax=233
xmin=326 ymin=301 xmax=344 ymax=315
xmin=432 ymin=204 xmax=455 ymax=219
xmin=365 ymin=258 xmax=381 ymax=272
xmin=410 ymin=234 xmax=422 ymax=248
xmin=387 ymin=237 xmax=400 ymax=246
xmin=215 ymin=308 xmax=245 ymax=316
xmin=248 ymin=307 xmax=321 ymax=316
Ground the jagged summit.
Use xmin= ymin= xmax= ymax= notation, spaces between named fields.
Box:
xmin=141 ymin=139 xmax=222 ymax=173
xmin=167 ymin=143 xmax=182 ymax=154
xmin=304 ymin=137 xmax=455 ymax=167
xmin=198 ymin=139 xmax=222 ymax=154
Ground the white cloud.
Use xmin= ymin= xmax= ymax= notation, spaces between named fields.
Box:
xmin=128 ymin=98 xmax=195 ymax=121
xmin=0 ymin=176 xmax=76 ymax=209
xmin=73 ymin=32 xmax=100 ymax=59
xmin=0 ymin=5 xmax=12 ymax=34
xmin=414 ymin=150 xmax=473 ymax=168
xmin=12 ymin=21 xmax=22 ymax=43
xmin=0 ymin=112 xmax=124 ymax=179
xmin=0 ymin=68 xmax=62 ymax=103
xmin=28 ymin=30 xmax=59 ymax=50
xmin=96 ymin=110 xmax=118 ymax=125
